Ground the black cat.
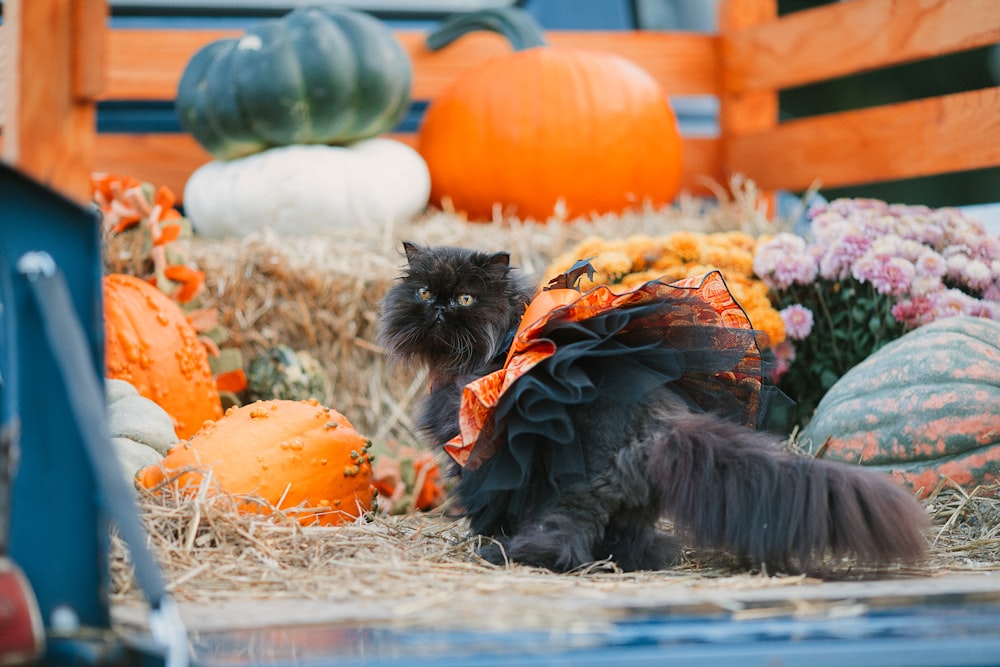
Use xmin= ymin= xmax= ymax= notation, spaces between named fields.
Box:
xmin=378 ymin=242 xmax=929 ymax=573
xmin=377 ymin=242 xmax=536 ymax=447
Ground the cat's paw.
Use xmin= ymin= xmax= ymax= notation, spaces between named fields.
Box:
xmin=477 ymin=538 xmax=513 ymax=566
xmin=506 ymin=521 xmax=596 ymax=572
xmin=597 ymin=528 xmax=682 ymax=571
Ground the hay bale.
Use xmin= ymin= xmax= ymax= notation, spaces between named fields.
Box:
xmin=115 ymin=193 xmax=775 ymax=442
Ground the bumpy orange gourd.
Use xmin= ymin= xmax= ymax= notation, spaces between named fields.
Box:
xmin=104 ymin=273 xmax=223 ymax=438
xmin=418 ymin=8 xmax=683 ymax=222
xmin=137 ymin=399 xmax=376 ymax=526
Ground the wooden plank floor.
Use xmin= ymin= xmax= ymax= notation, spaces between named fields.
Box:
xmin=113 ymin=570 xmax=1000 ymax=635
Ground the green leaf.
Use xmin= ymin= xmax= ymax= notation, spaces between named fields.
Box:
xmin=820 ymin=369 xmax=841 ymax=389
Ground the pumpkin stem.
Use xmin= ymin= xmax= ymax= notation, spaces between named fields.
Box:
xmin=426 ymin=7 xmax=549 ymax=52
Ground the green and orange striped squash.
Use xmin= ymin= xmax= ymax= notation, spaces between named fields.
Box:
xmin=800 ymin=316 xmax=1000 ymax=497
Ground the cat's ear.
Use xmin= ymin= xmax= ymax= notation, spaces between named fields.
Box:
xmin=402 ymin=241 xmax=422 ymax=264
xmin=486 ymin=252 xmax=511 ymax=268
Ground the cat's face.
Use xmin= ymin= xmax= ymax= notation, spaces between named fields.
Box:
xmin=378 ymin=242 xmax=529 ymax=376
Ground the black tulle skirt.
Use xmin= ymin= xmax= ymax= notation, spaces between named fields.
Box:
xmin=445 ymin=270 xmax=789 ymax=536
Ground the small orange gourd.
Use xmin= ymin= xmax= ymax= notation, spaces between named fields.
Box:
xmin=136 ymin=399 xmax=375 ymax=526
xmin=418 ymin=8 xmax=683 ymax=221
xmin=104 ymin=273 xmax=223 ymax=439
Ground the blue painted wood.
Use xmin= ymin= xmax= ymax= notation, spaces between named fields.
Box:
xmin=0 ymin=163 xmax=109 ymax=630
xmin=185 ymin=603 xmax=1000 ymax=666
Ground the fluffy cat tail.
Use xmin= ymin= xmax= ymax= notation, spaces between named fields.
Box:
xmin=644 ymin=407 xmax=930 ymax=573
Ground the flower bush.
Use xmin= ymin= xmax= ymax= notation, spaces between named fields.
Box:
xmin=754 ymin=198 xmax=1000 ymax=427
xmin=545 ymin=231 xmax=786 ymax=348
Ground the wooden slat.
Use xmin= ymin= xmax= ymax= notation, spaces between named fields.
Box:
xmin=404 ymin=30 xmax=721 ymax=98
xmin=73 ymin=0 xmax=107 ymax=100
xmin=718 ymin=0 xmax=778 ymax=207
xmin=728 ymin=86 xmax=1000 ymax=192
xmin=91 ymin=132 xmax=213 ymax=197
xmin=1 ymin=0 xmax=100 ymax=204
xmin=83 ymin=133 xmax=722 ymax=203
xmin=103 ymin=28 xmax=719 ymax=101
xmin=725 ymin=0 xmax=1000 ymax=94
xmin=104 ymin=28 xmax=238 ymax=101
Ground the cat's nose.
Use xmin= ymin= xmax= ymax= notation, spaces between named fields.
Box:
xmin=434 ymin=306 xmax=446 ymax=322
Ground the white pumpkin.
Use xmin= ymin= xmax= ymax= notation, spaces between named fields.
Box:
xmin=183 ymin=138 xmax=431 ymax=238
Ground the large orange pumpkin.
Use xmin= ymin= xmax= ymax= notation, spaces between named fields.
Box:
xmin=418 ymin=8 xmax=683 ymax=222
xmin=104 ymin=273 xmax=223 ymax=438
xmin=137 ymin=399 xmax=376 ymax=526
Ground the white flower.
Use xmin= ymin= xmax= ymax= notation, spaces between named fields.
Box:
xmin=964 ymin=258 xmax=993 ymax=290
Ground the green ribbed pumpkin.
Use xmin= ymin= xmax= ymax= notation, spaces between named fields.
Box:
xmin=800 ymin=316 xmax=1000 ymax=497
xmin=176 ymin=6 xmax=411 ymax=160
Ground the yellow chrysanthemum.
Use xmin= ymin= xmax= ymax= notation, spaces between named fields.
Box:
xmin=651 ymin=251 xmax=685 ymax=272
xmin=571 ymin=236 xmax=614 ymax=262
xmin=619 ymin=269 xmax=666 ymax=289
xmin=745 ymin=307 xmax=786 ymax=348
xmin=715 ymin=230 xmax=758 ymax=253
xmin=540 ymin=232 xmax=784 ymax=347
xmin=665 ymin=231 xmax=706 ymax=262
xmin=657 ymin=265 xmax=695 ymax=282
xmin=590 ymin=250 xmax=633 ymax=282
xmin=703 ymin=246 xmax=755 ymax=277
xmin=623 ymin=235 xmax=659 ymax=272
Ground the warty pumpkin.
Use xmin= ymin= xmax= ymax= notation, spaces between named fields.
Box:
xmin=800 ymin=316 xmax=1000 ymax=497
xmin=104 ymin=273 xmax=223 ymax=439
xmin=417 ymin=7 xmax=683 ymax=221
xmin=136 ymin=399 xmax=376 ymax=526
xmin=176 ymin=6 xmax=411 ymax=160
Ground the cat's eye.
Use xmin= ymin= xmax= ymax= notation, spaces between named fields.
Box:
xmin=456 ymin=294 xmax=475 ymax=307
xmin=417 ymin=287 xmax=433 ymax=301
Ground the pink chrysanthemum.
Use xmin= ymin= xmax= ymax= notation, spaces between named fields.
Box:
xmin=891 ymin=296 xmax=934 ymax=328
xmin=753 ymin=233 xmax=817 ymax=290
xmin=914 ymin=250 xmax=947 ymax=279
xmin=817 ymin=231 xmax=871 ymax=281
xmin=871 ymin=257 xmax=916 ymax=296
xmin=779 ymin=304 xmax=814 ymax=340
xmin=931 ymin=288 xmax=978 ymax=318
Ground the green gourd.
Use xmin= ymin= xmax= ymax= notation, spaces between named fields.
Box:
xmin=176 ymin=6 xmax=412 ymax=160
xmin=106 ymin=378 xmax=177 ymax=484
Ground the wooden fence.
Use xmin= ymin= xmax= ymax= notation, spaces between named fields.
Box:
xmin=2 ymin=0 xmax=999 ymax=207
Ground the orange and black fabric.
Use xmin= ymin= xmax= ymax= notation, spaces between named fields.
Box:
xmin=444 ymin=268 xmax=785 ymax=535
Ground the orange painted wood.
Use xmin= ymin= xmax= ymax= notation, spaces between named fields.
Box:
xmin=404 ymin=30 xmax=721 ymax=98
xmin=718 ymin=0 xmax=778 ymax=136
xmin=1 ymin=0 xmax=100 ymax=204
xmin=103 ymin=28 xmax=719 ymax=101
xmin=92 ymin=132 xmax=213 ymax=197
xmin=718 ymin=0 xmax=778 ymax=202
xmin=727 ymin=86 xmax=1000 ymax=192
xmin=86 ymin=133 xmax=723 ymax=203
xmin=73 ymin=0 xmax=107 ymax=100
xmin=104 ymin=28 xmax=238 ymax=101
xmin=726 ymin=0 xmax=1000 ymax=94
xmin=676 ymin=137 xmax=724 ymax=196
